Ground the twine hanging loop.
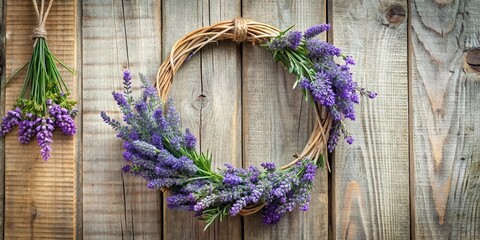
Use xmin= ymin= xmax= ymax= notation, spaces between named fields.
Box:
xmin=31 ymin=0 xmax=54 ymax=44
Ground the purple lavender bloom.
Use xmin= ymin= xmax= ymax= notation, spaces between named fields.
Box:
xmin=129 ymin=130 xmax=140 ymax=140
xmin=123 ymin=151 xmax=134 ymax=161
xmin=328 ymin=124 xmax=341 ymax=153
xmin=135 ymin=102 xmax=148 ymax=113
xmin=147 ymin=178 xmax=184 ymax=189
xmin=184 ymin=128 xmax=197 ymax=149
xmin=153 ymin=109 xmax=167 ymax=129
xmin=123 ymin=70 xmax=132 ymax=83
xmin=299 ymin=78 xmax=311 ymax=90
xmin=302 ymin=162 xmax=317 ymax=182
xmin=345 ymin=135 xmax=355 ymax=144
xmin=306 ymin=39 xmax=341 ymax=58
xmin=223 ymin=173 xmax=243 ymax=186
xmin=169 ymin=135 xmax=182 ymax=151
xmin=0 ymin=108 xmax=22 ymax=136
xmin=230 ymin=197 xmax=247 ymax=216
xmin=151 ymin=133 xmax=164 ymax=149
xmin=143 ymin=86 xmax=157 ymax=98
xmin=123 ymin=70 xmax=132 ymax=92
xmin=132 ymin=140 xmax=159 ymax=157
xmin=18 ymin=114 xmax=38 ymax=144
xmin=121 ymin=165 xmax=132 ymax=173
xmin=36 ymin=117 xmax=54 ymax=160
xmin=303 ymin=24 xmax=330 ymax=39
xmin=267 ymin=36 xmax=289 ymax=51
xmin=167 ymin=193 xmax=195 ymax=210
xmin=100 ymin=111 xmax=122 ymax=131
xmin=50 ymin=104 xmax=76 ymax=136
xmin=113 ymin=92 xmax=128 ymax=109
xmin=309 ymin=72 xmax=336 ymax=107
xmin=287 ymin=31 xmax=302 ymax=50
xmin=261 ymin=162 xmax=276 ymax=171
xmin=369 ymin=92 xmax=378 ymax=99
xmin=344 ymin=55 xmax=355 ymax=65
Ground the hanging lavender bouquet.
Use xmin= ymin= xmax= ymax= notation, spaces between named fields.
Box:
xmin=102 ymin=23 xmax=376 ymax=229
xmin=0 ymin=41 xmax=77 ymax=160
xmin=0 ymin=0 xmax=77 ymax=160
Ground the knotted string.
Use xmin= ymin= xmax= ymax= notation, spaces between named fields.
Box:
xmin=232 ymin=18 xmax=248 ymax=42
xmin=32 ymin=0 xmax=54 ymax=46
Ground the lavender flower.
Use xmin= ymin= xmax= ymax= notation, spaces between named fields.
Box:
xmin=306 ymin=38 xmax=341 ymax=58
xmin=18 ymin=114 xmax=38 ymax=144
xmin=309 ymin=72 xmax=336 ymax=107
xmin=261 ymin=162 xmax=276 ymax=171
xmin=303 ymin=24 xmax=331 ymax=39
xmin=0 ymin=108 xmax=22 ymax=136
xmin=184 ymin=128 xmax=197 ymax=149
xmin=36 ymin=117 xmax=54 ymax=160
xmin=123 ymin=70 xmax=132 ymax=94
xmin=287 ymin=31 xmax=302 ymax=50
xmin=267 ymin=36 xmax=289 ymax=51
xmin=49 ymin=103 xmax=76 ymax=136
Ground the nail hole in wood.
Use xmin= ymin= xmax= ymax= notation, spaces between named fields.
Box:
xmin=385 ymin=5 xmax=406 ymax=25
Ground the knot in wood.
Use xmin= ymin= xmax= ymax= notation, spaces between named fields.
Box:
xmin=233 ymin=18 xmax=248 ymax=43
xmin=385 ymin=4 xmax=406 ymax=25
xmin=466 ymin=50 xmax=480 ymax=72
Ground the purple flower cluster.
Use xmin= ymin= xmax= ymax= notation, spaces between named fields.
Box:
xmin=265 ymin=24 xmax=377 ymax=152
xmin=0 ymin=101 xmax=77 ymax=160
xmin=101 ymin=73 xmax=199 ymax=192
xmin=261 ymin=160 xmax=318 ymax=224
xmin=103 ymin=71 xmax=322 ymax=227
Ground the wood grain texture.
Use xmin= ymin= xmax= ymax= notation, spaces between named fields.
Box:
xmin=4 ymin=0 xmax=77 ymax=238
xmin=412 ymin=0 xmax=480 ymax=238
xmin=82 ymin=0 xmax=162 ymax=238
xmin=241 ymin=1 xmax=328 ymax=239
xmin=162 ymin=0 xmax=243 ymax=239
xmin=0 ymin=0 xmax=5 ymax=237
xmin=332 ymin=0 xmax=410 ymax=239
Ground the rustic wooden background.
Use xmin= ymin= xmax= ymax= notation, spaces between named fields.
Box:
xmin=1 ymin=0 xmax=479 ymax=239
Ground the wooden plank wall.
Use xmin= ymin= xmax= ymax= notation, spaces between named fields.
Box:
xmin=1 ymin=0 xmax=479 ymax=239
xmin=82 ymin=0 xmax=162 ymax=238
xmin=162 ymin=0 xmax=243 ymax=239
xmin=412 ymin=0 xmax=480 ymax=238
xmin=332 ymin=0 xmax=410 ymax=239
xmin=241 ymin=1 xmax=327 ymax=239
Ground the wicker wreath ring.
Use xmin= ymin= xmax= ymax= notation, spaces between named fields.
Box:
xmin=154 ymin=18 xmax=333 ymax=216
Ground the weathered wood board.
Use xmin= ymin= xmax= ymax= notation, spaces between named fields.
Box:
xmin=412 ymin=0 xmax=480 ymax=238
xmin=332 ymin=0 xmax=410 ymax=239
xmin=82 ymin=0 xmax=162 ymax=238
xmin=4 ymin=0 xmax=77 ymax=238
xmin=242 ymin=1 xmax=328 ymax=239
xmin=162 ymin=0 xmax=243 ymax=239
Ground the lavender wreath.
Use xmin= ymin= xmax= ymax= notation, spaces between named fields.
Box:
xmin=101 ymin=19 xmax=376 ymax=229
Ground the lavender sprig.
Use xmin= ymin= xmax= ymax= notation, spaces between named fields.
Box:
xmin=263 ymin=24 xmax=376 ymax=151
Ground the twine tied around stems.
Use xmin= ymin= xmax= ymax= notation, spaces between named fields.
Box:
xmin=31 ymin=0 xmax=54 ymax=46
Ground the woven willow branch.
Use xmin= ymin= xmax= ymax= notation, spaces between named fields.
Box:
xmin=155 ymin=18 xmax=332 ymax=216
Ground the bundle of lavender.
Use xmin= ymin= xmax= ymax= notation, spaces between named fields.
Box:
xmin=0 ymin=0 xmax=76 ymax=160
